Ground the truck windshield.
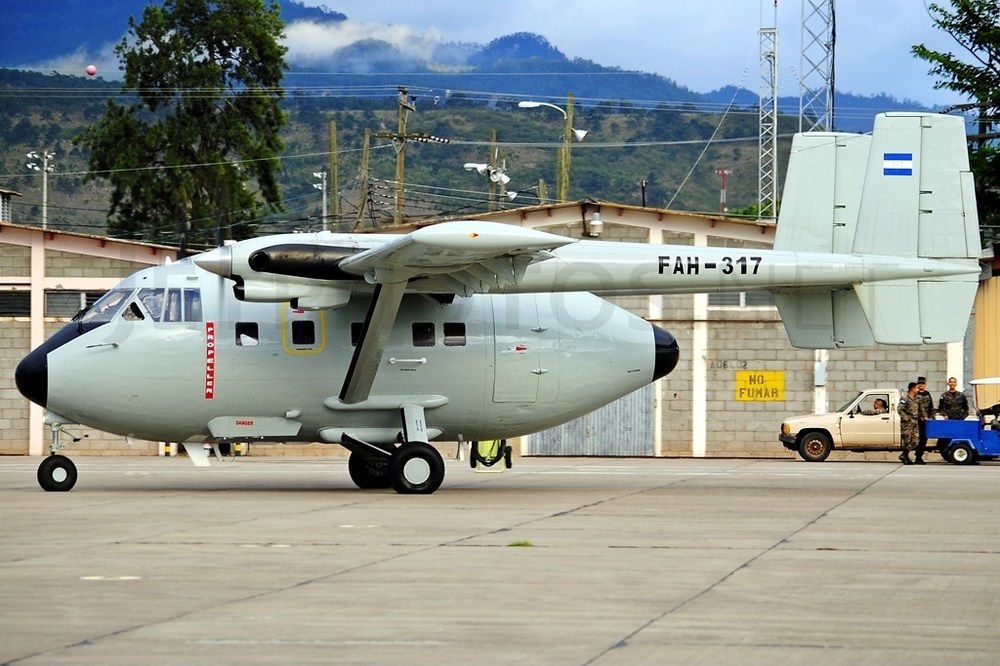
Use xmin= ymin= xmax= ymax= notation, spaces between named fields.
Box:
xmin=837 ymin=393 xmax=864 ymax=412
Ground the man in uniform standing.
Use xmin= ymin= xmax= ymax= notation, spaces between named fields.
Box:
xmin=913 ymin=376 xmax=935 ymax=464
xmin=898 ymin=382 xmax=922 ymax=465
xmin=938 ymin=376 xmax=970 ymax=420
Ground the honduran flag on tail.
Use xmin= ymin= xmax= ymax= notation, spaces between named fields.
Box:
xmin=883 ymin=152 xmax=913 ymax=176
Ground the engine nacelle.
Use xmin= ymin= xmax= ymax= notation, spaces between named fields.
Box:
xmin=234 ymin=277 xmax=352 ymax=309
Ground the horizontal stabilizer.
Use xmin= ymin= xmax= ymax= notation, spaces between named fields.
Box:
xmin=854 ymin=275 xmax=978 ymax=345
xmin=774 ymin=290 xmax=874 ymax=348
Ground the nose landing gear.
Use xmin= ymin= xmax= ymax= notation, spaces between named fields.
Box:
xmin=37 ymin=421 xmax=79 ymax=492
xmin=38 ymin=454 xmax=77 ymax=492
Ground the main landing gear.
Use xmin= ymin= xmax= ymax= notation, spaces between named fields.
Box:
xmin=343 ymin=403 xmax=446 ymax=494
xmin=37 ymin=422 xmax=78 ymax=492
xmin=345 ymin=442 xmax=445 ymax=494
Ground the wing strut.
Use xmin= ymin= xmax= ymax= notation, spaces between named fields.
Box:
xmin=339 ymin=281 xmax=407 ymax=404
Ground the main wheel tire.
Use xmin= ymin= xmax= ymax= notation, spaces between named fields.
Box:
xmin=949 ymin=442 xmax=977 ymax=465
xmin=37 ymin=454 xmax=78 ymax=492
xmin=390 ymin=442 xmax=445 ymax=494
xmin=798 ymin=432 xmax=832 ymax=462
xmin=348 ymin=451 xmax=391 ymax=489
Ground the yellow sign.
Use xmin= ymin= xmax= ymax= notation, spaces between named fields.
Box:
xmin=735 ymin=370 xmax=785 ymax=401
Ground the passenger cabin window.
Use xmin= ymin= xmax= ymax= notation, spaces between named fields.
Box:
xmin=236 ymin=322 xmax=259 ymax=346
xmin=412 ymin=322 xmax=435 ymax=347
xmin=291 ymin=320 xmax=315 ymax=346
xmin=443 ymin=322 xmax=467 ymax=346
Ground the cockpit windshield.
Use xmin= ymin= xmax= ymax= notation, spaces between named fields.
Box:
xmin=77 ymin=288 xmax=134 ymax=325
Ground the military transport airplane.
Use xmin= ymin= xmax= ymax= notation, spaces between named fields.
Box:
xmin=15 ymin=113 xmax=983 ymax=494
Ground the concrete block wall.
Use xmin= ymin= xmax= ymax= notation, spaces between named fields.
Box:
xmin=46 ymin=250 xmax=148 ymax=278
xmin=655 ymin=306 xmax=950 ymax=458
xmin=0 ymin=245 xmax=30 ymax=277
xmin=0 ymin=320 xmax=30 ymax=454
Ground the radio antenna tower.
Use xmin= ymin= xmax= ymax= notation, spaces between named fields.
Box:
xmin=758 ymin=1 xmax=779 ymax=221
xmin=799 ymin=0 xmax=836 ymax=131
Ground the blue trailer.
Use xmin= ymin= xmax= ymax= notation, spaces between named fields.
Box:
xmin=926 ymin=418 xmax=1000 ymax=464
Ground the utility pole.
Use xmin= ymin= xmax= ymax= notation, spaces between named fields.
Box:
xmin=373 ymin=86 xmax=449 ymax=225
xmin=392 ymin=87 xmax=414 ymax=226
xmin=328 ymin=119 xmax=339 ymax=230
xmin=715 ymin=168 xmax=732 ymax=213
xmin=488 ymin=129 xmax=498 ymax=211
xmin=558 ymin=93 xmax=575 ymax=202
xmin=355 ymin=128 xmax=370 ymax=228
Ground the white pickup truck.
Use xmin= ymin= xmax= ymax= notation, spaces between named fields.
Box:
xmin=779 ymin=388 xmax=905 ymax=461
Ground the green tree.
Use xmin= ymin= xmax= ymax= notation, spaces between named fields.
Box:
xmin=912 ymin=0 xmax=1000 ymax=240
xmin=76 ymin=0 xmax=288 ymax=251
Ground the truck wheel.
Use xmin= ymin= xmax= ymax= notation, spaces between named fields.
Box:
xmin=798 ymin=433 xmax=832 ymax=462
xmin=949 ymin=442 xmax=977 ymax=465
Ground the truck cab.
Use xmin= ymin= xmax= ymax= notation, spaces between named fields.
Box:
xmin=779 ymin=388 xmax=902 ymax=461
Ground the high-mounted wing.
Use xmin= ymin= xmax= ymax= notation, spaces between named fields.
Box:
xmin=337 ymin=221 xmax=575 ymax=294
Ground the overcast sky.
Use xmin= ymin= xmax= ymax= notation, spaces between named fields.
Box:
xmin=297 ymin=0 xmax=963 ymax=108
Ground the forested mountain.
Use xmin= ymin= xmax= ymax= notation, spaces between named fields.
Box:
xmin=0 ymin=1 xmax=935 ymax=244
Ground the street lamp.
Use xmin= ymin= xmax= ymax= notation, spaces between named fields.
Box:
xmin=312 ymin=170 xmax=328 ymax=231
xmin=26 ymin=150 xmax=55 ymax=230
xmin=518 ymin=94 xmax=587 ymax=201
xmin=464 ymin=162 xmax=512 ymax=211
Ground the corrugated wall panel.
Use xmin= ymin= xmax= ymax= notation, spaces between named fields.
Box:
xmin=528 ymin=385 xmax=654 ymax=456
xmin=974 ymin=277 xmax=1000 ymax=408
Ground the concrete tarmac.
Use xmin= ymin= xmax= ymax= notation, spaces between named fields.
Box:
xmin=2 ymin=455 xmax=1000 ymax=665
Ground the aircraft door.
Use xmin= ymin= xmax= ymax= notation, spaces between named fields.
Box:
xmin=491 ymin=294 xmax=559 ymax=403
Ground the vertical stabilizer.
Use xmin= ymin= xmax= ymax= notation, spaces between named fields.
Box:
xmin=852 ymin=112 xmax=980 ymax=260
xmin=775 ymin=131 xmax=870 ymax=254
xmin=773 ymin=112 xmax=981 ymax=348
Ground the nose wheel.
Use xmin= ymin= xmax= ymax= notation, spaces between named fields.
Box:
xmin=38 ymin=454 xmax=77 ymax=492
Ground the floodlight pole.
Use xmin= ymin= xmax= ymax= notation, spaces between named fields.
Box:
xmin=26 ymin=150 xmax=54 ymax=230
xmin=518 ymin=94 xmax=583 ymax=202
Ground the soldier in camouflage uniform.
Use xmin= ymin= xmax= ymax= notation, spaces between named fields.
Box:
xmin=913 ymin=376 xmax=935 ymax=464
xmin=938 ymin=376 xmax=970 ymax=420
xmin=898 ymin=382 xmax=921 ymax=465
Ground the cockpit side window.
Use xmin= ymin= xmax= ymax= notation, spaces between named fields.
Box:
xmin=184 ymin=288 xmax=202 ymax=322
xmin=159 ymin=288 xmax=202 ymax=323
xmin=137 ymin=288 xmax=165 ymax=321
xmin=122 ymin=302 xmax=146 ymax=321
xmin=163 ymin=289 xmax=182 ymax=322
xmin=79 ymin=288 xmax=133 ymax=325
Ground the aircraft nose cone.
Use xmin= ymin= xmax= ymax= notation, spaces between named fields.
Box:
xmin=652 ymin=325 xmax=679 ymax=381
xmin=15 ymin=346 xmax=48 ymax=407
